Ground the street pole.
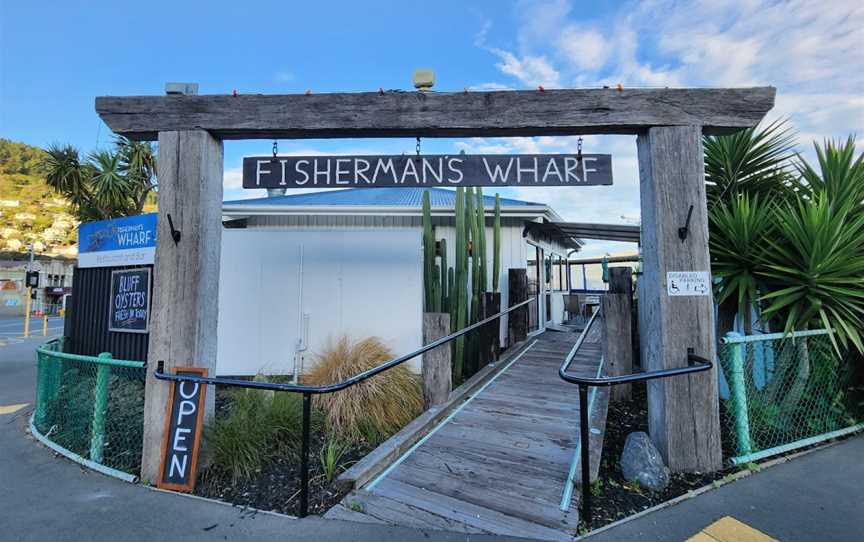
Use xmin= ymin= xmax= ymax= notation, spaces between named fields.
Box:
xmin=24 ymin=288 xmax=31 ymax=338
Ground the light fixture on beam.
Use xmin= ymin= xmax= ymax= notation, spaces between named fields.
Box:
xmin=412 ymin=69 xmax=435 ymax=91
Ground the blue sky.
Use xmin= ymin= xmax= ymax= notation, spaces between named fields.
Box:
xmin=2 ymin=0 xmax=862 ymax=256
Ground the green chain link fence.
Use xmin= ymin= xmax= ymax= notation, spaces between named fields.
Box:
xmin=719 ymin=329 xmax=864 ymax=465
xmin=33 ymin=339 xmax=146 ymax=477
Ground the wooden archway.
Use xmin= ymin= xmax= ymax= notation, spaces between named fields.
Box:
xmin=96 ymin=86 xmax=775 ymax=483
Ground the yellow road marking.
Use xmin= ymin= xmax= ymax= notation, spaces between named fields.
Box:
xmin=688 ymin=516 xmax=779 ymax=542
xmin=0 ymin=403 xmax=29 ymax=415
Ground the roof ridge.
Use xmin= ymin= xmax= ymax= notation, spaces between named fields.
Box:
xmin=223 ymin=187 xmax=544 ymax=207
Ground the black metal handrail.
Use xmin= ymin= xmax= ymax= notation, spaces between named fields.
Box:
xmin=154 ymin=297 xmax=535 ymax=517
xmin=558 ymin=310 xmax=713 ymax=527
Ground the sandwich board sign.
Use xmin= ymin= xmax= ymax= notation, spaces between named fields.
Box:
xmin=157 ymin=368 xmax=207 ymax=492
xmin=243 ymin=154 xmax=613 ymax=189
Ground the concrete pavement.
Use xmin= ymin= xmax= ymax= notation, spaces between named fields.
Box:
xmin=587 ymin=436 xmax=864 ymax=542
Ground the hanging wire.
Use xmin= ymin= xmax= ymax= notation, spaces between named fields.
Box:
xmin=272 ymin=140 xmax=278 ymax=162
xmin=416 ymin=136 xmax=421 ymax=156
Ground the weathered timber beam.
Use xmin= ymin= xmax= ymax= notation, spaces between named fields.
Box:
xmin=95 ymin=87 xmax=776 ymax=141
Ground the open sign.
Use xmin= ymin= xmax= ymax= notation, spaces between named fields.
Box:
xmin=157 ymin=367 xmax=207 ymax=492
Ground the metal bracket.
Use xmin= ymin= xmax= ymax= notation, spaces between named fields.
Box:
xmin=678 ymin=205 xmax=694 ymax=242
xmin=166 ymin=214 xmax=181 ymax=244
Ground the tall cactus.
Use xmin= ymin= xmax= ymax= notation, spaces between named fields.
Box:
xmin=476 ymin=188 xmax=488 ymax=293
xmin=493 ymin=194 xmax=501 ymax=292
xmin=447 ymin=266 xmax=455 ymax=314
xmin=466 ymin=188 xmax=479 ymax=323
xmin=432 ymin=264 xmax=442 ymax=312
xmin=439 ymin=238 xmax=448 ymax=313
xmin=421 ymin=190 xmax=435 ymax=311
xmin=452 ymin=187 xmax=468 ymax=383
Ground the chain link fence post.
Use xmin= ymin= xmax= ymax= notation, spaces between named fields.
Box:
xmin=89 ymin=353 xmax=112 ymax=464
xmin=725 ymin=331 xmax=753 ymax=456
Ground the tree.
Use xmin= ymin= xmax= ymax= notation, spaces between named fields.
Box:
xmin=705 ymin=119 xmax=797 ymax=334
xmin=704 ymin=118 xmax=797 ymax=206
xmin=759 ymin=139 xmax=864 ymax=354
xmin=43 ymin=137 xmax=156 ymax=220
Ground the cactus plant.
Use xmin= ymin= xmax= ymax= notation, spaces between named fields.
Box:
xmin=476 ymin=188 xmax=488 ymax=293
xmin=452 ymin=187 xmax=468 ymax=383
xmin=493 ymin=194 xmax=501 ymax=293
xmin=447 ymin=267 xmax=455 ymax=314
xmin=421 ymin=190 xmax=435 ymax=311
xmin=432 ymin=264 xmax=442 ymax=312
xmin=439 ymin=238 xmax=448 ymax=313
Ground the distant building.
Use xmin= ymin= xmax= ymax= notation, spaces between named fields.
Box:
xmin=0 ymin=257 xmax=74 ymax=316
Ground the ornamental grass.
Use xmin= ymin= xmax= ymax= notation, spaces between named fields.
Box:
xmin=305 ymin=336 xmax=423 ymax=444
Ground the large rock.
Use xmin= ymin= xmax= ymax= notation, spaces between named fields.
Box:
xmin=620 ymin=431 xmax=670 ymax=491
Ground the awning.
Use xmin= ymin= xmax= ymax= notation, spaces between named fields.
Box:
xmin=552 ymin=222 xmax=640 ymax=243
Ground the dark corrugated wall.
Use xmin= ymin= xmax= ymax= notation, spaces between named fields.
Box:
xmin=63 ymin=265 xmax=151 ymax=361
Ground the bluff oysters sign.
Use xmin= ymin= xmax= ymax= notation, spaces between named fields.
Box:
xmin=243 ymin=154 xmax=612 ymax=189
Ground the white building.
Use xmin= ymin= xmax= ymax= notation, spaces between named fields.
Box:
xmin=217 ymin=187 xmax=579 ymax=377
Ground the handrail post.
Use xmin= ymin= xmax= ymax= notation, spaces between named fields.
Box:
xmin=579 ymin=383 xmax=592 ymax=527
xmin=90 ymin=353 xmax=112 ymax=464
xmin=725 ymin=332 xmax=752 ymax=456
xmin=299 ymin=391 xmax=311 ymax=517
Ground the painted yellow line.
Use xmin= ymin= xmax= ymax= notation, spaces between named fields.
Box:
xmin=687 ymin=516 xmax=779 ymax=542
xmin=0 ymin=403 xmax=29 ymax=415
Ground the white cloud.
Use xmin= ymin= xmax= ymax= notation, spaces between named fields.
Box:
xmin=465 ymin=0 xmax=864 ymax=256
xmin=557 ymin=27 xmax=609 ymax=71
xmin=490 ymin=48 xmax=561 ymax=88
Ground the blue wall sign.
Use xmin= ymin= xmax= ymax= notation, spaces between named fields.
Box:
xmin=78 ymin=213 xmax=158 ymax=268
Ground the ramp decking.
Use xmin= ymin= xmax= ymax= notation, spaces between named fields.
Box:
xmin=327 ymin=324 xmax=608 ymax=540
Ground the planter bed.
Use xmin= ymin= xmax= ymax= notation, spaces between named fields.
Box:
xmin=586 ymin=382 xmax=738 ymax=529
xmin=192 ymin=387 xmax=375 ymax=516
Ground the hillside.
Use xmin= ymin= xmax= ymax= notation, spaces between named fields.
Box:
xmin=0 ymin=139 xmax=79 ymax=256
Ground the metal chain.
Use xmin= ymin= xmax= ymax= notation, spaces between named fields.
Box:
xmin=416 ymin=136 xmax=421 ymax=156
xmin=272 ymin=140 xmax=278 ymax=159
xmin=576 ymin=137 xmax=583 ymax=161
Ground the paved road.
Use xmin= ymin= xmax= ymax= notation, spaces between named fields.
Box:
xmin=0 ymin=336 xmax=529 ymax=542
xmin=0 ymin=314 xmax=64 ymax=341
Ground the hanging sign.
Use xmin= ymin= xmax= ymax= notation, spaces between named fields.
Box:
xmin=109 ymin=268 xmax=151 ymax=333
xmin=667 ymin=271 xmax=711 ymax=297
xmin=158 ymin=367 xmax=208 ymax=492
xmin=78 ymin=213 xmax=157 ymax=268
xmin=243 ymin=154 xmax=613 ymax=189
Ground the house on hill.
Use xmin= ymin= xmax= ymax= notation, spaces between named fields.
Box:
xmin=217 ymin=187 xmax=581 ymax=377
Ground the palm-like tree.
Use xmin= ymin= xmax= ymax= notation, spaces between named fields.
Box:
xmin=44 ymin=137 xmax=157 ymax=220
xmin=704 ymin=119 xmax=797 ymax=206
xmin=705 ymin=120 xmax=797 ymax=335
xmin=709 ymin=193 xmax=776 ymax=334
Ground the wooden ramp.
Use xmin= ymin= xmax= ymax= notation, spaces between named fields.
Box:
xmin=327 ymin=326 xmax=608 ymax=540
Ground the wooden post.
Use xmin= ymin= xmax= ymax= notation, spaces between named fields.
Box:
xmin=140 ymin=130 xmax=223 ymax=484
xmin=508 ymin=269 xmax=528 ymax=344
xmin=422 ymin=313 xmax=451 ymax=408
xmin=637 ymin=125 xmax=722 ymax=473
xmin=603 ymin=268 xmax=633 ymax=402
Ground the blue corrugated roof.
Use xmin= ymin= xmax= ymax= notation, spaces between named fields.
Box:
xmin=223 ymin=187 xmax=542 ymax=207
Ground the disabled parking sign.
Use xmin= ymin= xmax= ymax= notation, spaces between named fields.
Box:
xmin=667 ymin=271 xmax=711 ymax=297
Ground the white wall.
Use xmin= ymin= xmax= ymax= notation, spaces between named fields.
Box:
xmin=217 ymin=229 xmax=423 ymax=376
